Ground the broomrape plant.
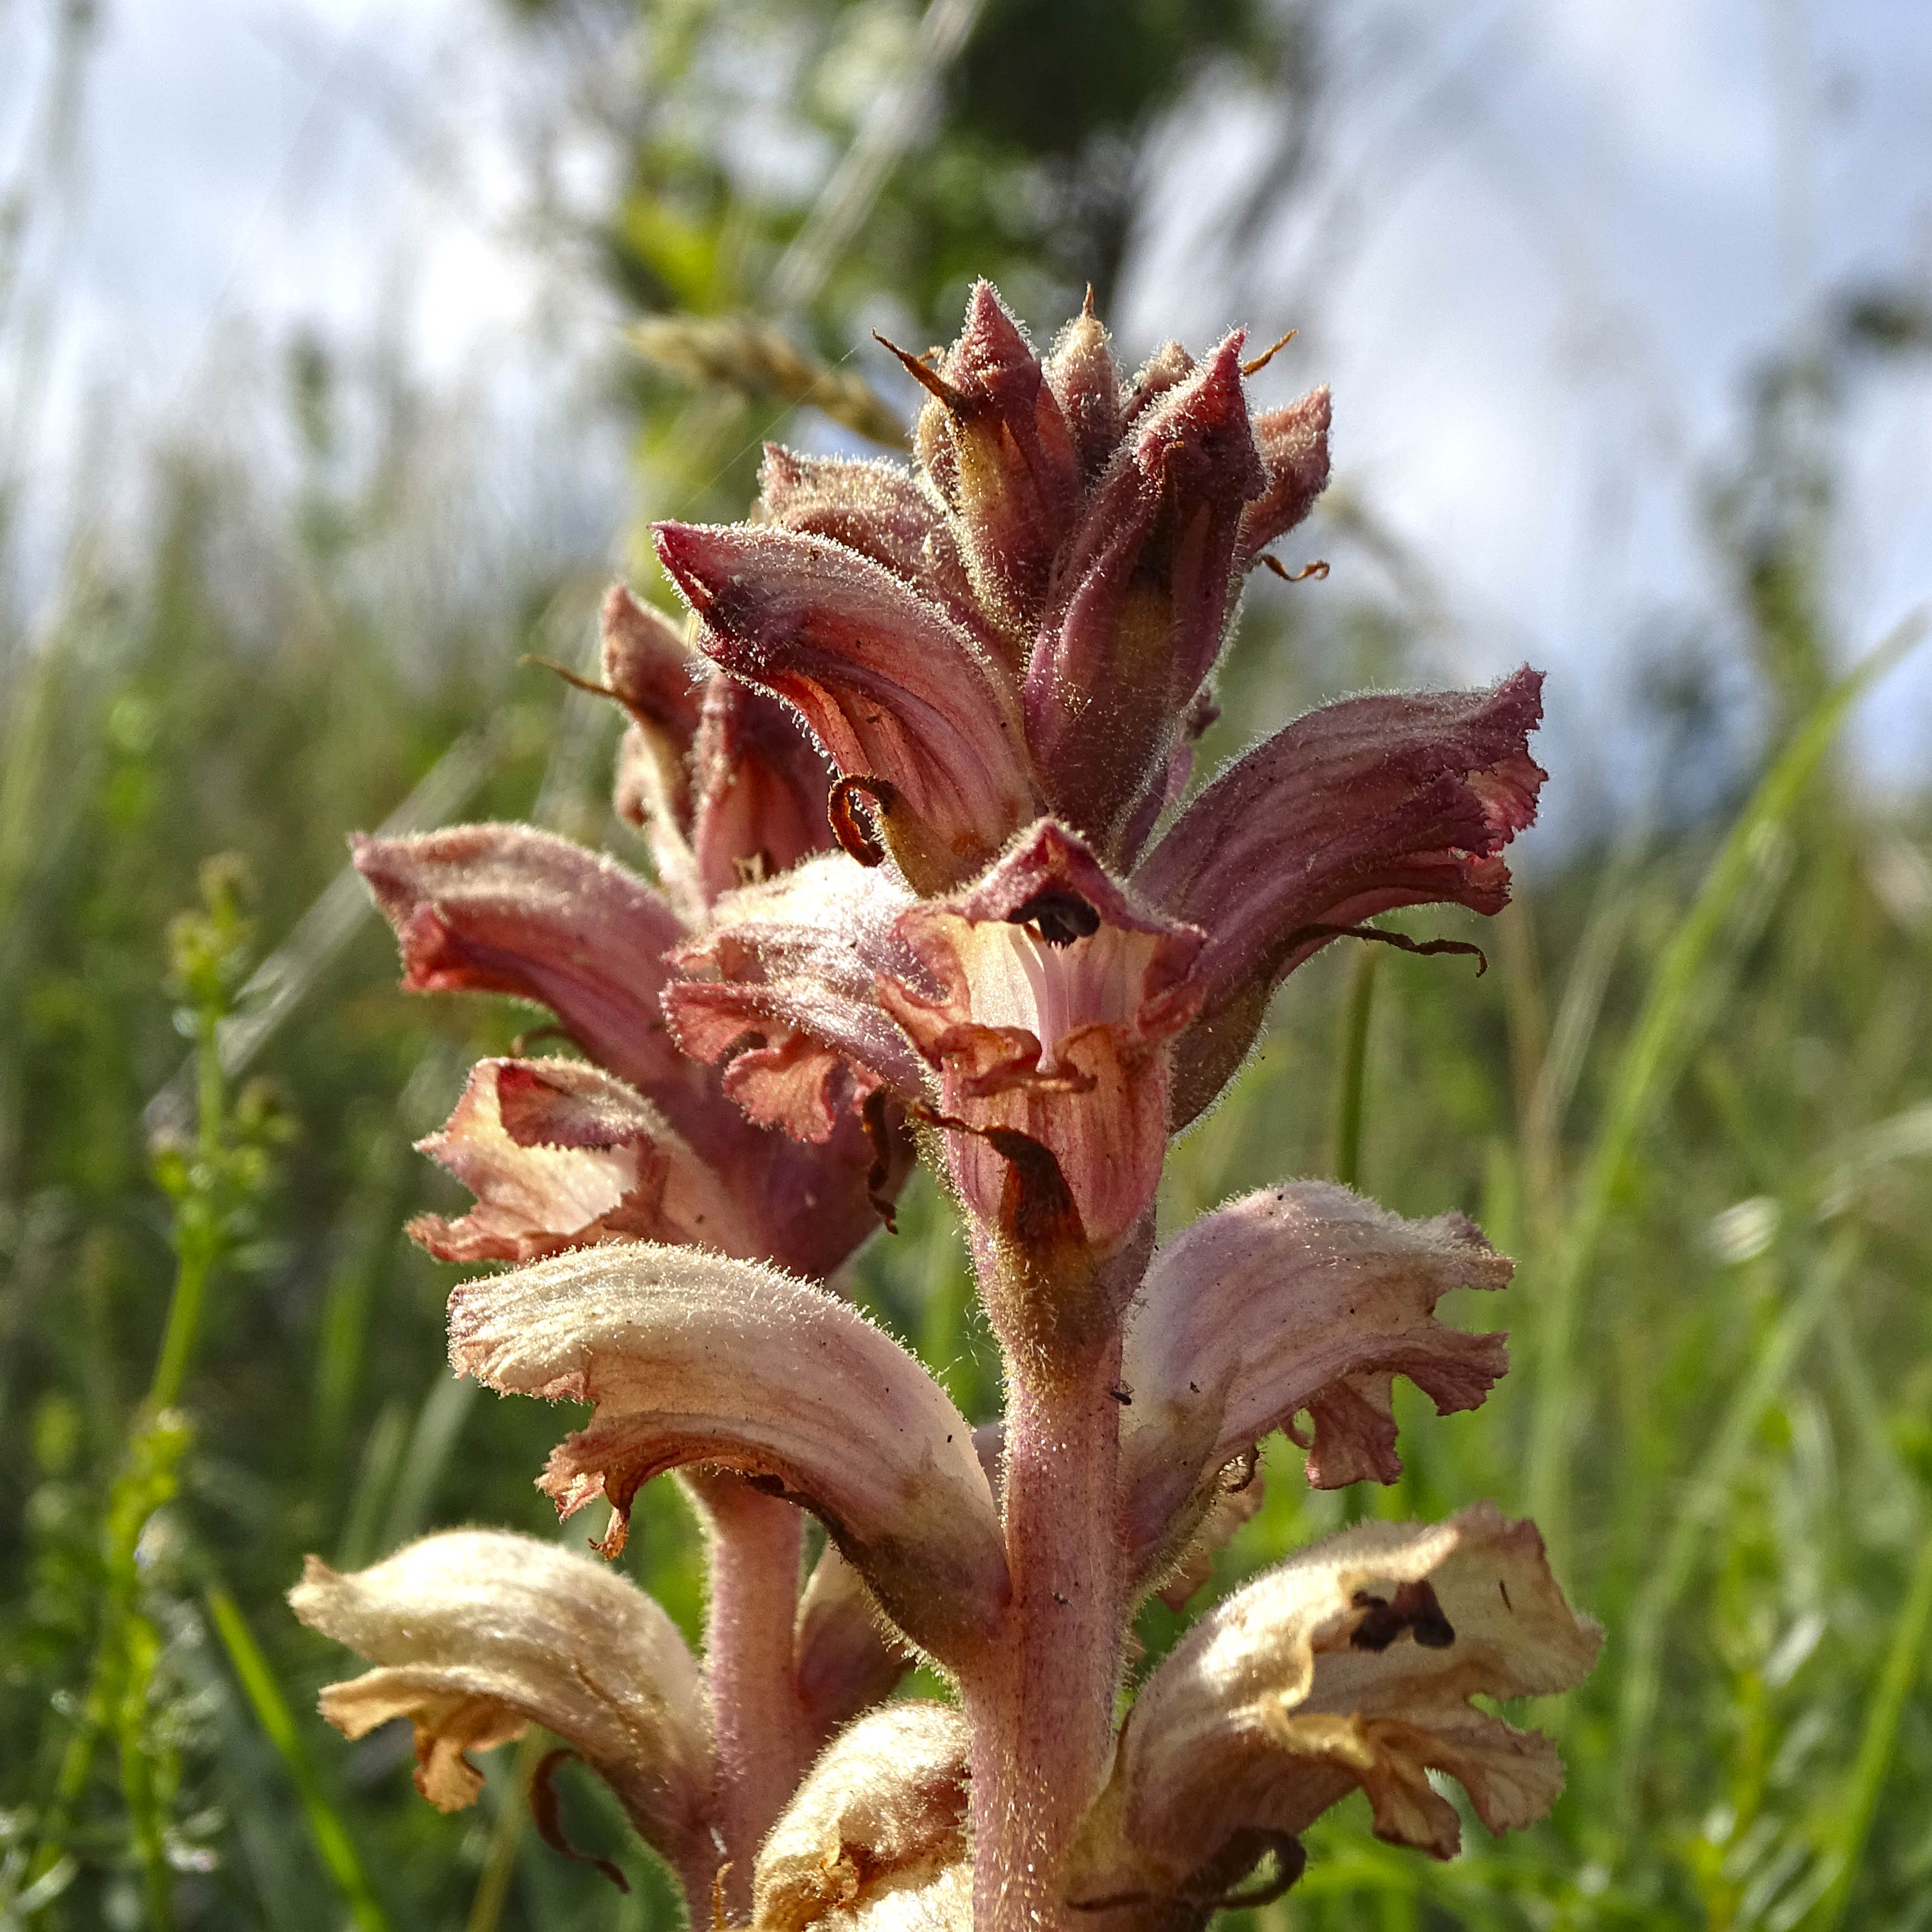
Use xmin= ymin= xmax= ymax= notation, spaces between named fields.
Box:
xmin=290 ymin=284 xmax=1600 ymax=1931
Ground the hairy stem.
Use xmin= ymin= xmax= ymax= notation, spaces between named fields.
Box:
xmin=963 ymin=1330 xmax=1126 ymax=1932
xmin=690 ymin=1472 xmax=815 ymax=1919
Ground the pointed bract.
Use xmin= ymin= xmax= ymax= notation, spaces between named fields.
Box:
xmin=1137 ymin=670 xmax=1546 ymax=1126
xmin=447 ymin=1244 xmax=1008 ymax=1663
xmin=602 ymin=584 xmax=707 ymax=916
xmin=1024 ymin=334 xmax=1266 ymax=851
xmin=1044 ymin=300 xmax=1123 ymax=485
xmin=1064 ymin=1507 xmax=1601 ymax=1910
xmin=291 ymin=1530 xmax=712 ymax=1886
xmin=916 ymin=282 xmax=1083 ymax=641
xmin=601 ymin=581 xmax=704 ymax=744
xmin=1119 ymin=1184 xmax=1511 ymax=1587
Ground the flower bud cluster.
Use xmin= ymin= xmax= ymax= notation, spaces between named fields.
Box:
xmin=298 ymin=284 xmax=1594 ymax=1931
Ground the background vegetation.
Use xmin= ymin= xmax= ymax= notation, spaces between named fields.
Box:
xmin=3 ymin=1 xmax=1930 ymax=1928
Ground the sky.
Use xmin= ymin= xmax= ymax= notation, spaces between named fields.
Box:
xmin=3 ymin=0 xmax=1930 ymax=846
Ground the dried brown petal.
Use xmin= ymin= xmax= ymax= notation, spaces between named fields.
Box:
xmin=753 ymin=1702 xmax=970 ymax=1932
xmin=291 ymin=1530 xmax=711 ymax=1882
xmin=1064 ymin=1507 xmax=1600 ymax=1909
xmin=408 ymin=1057 xmax=743 ymax=1263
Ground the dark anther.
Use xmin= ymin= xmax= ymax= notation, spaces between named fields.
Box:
xmin=1107 ymin=1382 xmax=1133 ymax=1405
xmin=744 ymin=1472 xmax=790 ymax=1498
xmin=1350 ymin=1579 xmax=1455 ymax=1652
xmin=828 ymin=774 xmax=898 ymax=867
xmin=531 ymin=1749 xmax=630 ymax=1892
xmin=861 ymin=1089 xmax=899 ymax=1233
xmin=1286 ymin=921 xmax=1488 ymax=977
xmin=1007 ymin=888 xmax=1100 ymax=946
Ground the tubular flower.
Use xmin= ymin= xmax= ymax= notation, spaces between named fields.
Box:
xmin=1063 ymin=1507 xmax=1602 ymax=1918
xmin=303 ymin=284 xmax=1589 ymax=1932
xmin=876 ymin=821 xmax=1202 ymax=1261
xmin=290 ymin=1531 xmax=716 ymax=1901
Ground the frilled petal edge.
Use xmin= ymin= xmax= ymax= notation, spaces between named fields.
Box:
xmin=1064 ymin=1505 xmax=1600 ymax=1910
xmin=290 ymin=1530 xmax=711 ymax=1878
xmin=447 ymin=1245 xmax=1008 ymax=1664
xmin=1119 ymin=1183 xmax=1510 ymax=1586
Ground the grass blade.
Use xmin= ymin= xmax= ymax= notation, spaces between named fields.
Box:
xmin=1805 ymin=1526 xmax=1932 ymax=1932
xmin=1611 ymin=1230 xmax=1859 ymax=1836
xmin=1523 ymin=609 xmax=1929 ymax=1545
xmin=203 ymin=1585 xmax=394 ymax=1932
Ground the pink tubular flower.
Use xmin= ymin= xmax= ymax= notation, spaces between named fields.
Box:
xmin=302 ymin=285 xmax=1592 ymax=1932
xmin=877 ymin=821 xmax=1202 ymax=1260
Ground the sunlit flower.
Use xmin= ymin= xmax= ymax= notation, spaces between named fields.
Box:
xmin=309 ymin=282 xmax=1585 ymax=1932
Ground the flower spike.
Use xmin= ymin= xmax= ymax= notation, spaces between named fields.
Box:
xmin=324 ymin=283 xmax=1590 ymax=1931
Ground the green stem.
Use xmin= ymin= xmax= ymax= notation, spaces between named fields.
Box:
xmin=1330 ymin=944 xmax=1378 ymax=1191
xmin=27 ymin=996 xmax=230 ymax=1895
xmin=1807 ymin=1526 xmax=1932 ymax=1932
xmin=148 ymin=1012 xmax=224 ymax=1412
xmin=118 ymin=1651 xmax=177 ymax=1932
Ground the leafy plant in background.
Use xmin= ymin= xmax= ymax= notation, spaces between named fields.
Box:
xmin=293 ymin=284 xmax=1602 ymax=1930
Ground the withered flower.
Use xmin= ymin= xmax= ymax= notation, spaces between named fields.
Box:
xmin=301 ymin=285 xmax=1588 ymax=1932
